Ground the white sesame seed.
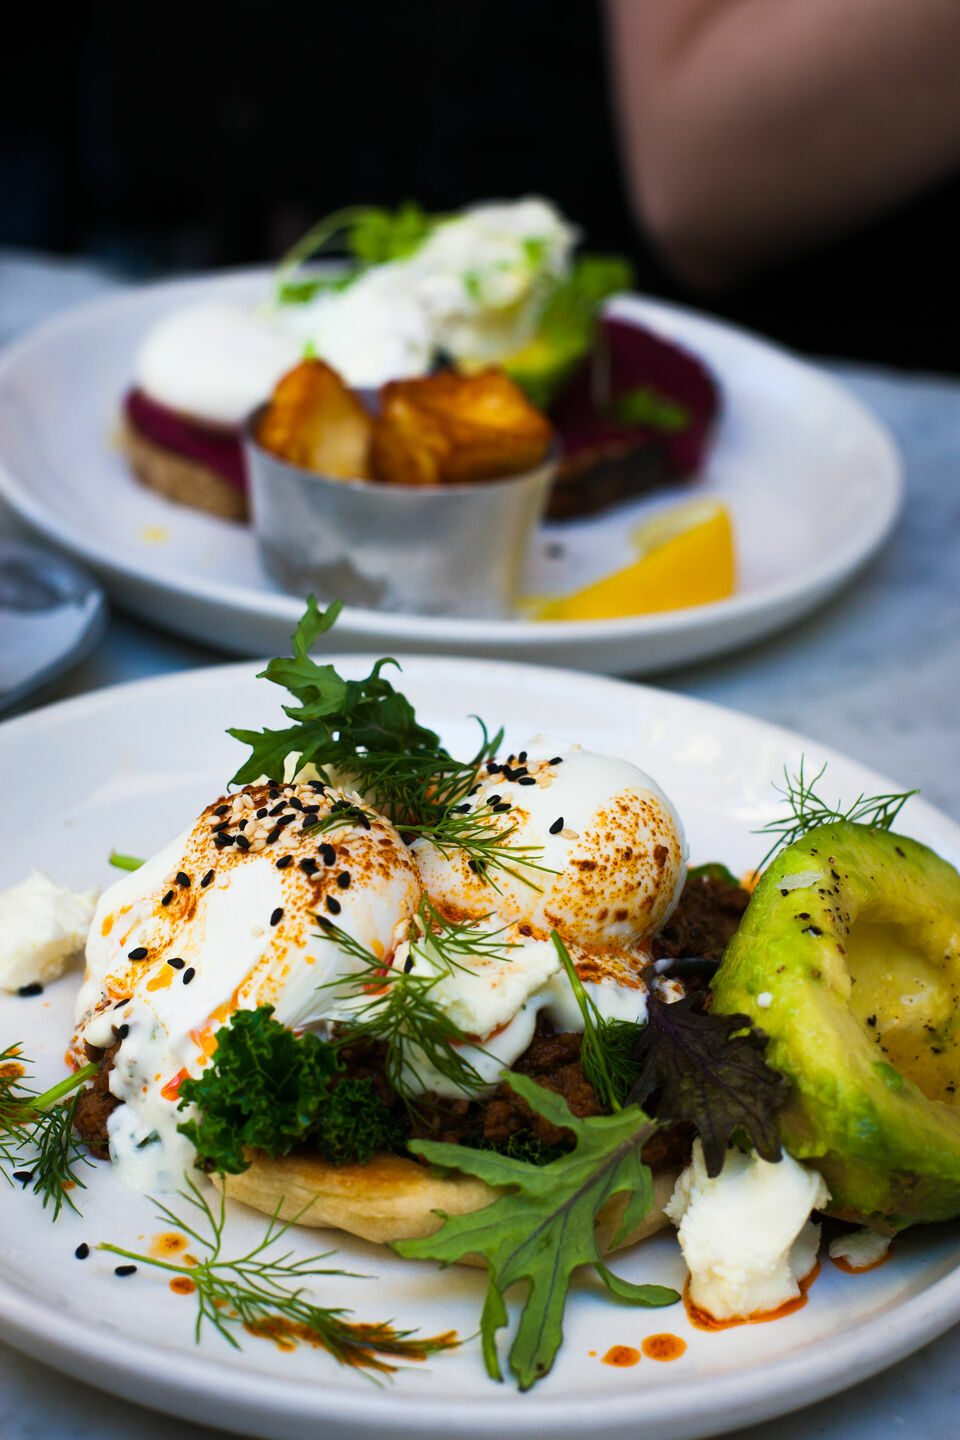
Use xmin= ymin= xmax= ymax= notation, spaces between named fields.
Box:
xmin=561 ymin=828 xmax=579 ymax=840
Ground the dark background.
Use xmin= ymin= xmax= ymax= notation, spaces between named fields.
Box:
xmin=4 ymin=2 xmax=958 ymax=371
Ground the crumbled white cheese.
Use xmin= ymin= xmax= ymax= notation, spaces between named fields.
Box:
xmin=666 ymin=1140 xmax=830 ymax=1321
xmin=0 ymin=870 xmax=99 ymax=992
xmin=756 ymin=991 xmax=773 ymax=1008
xmin=828 ymin=1227 xmax=891 ymax=1271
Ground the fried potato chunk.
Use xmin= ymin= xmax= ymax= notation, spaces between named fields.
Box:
xmin=256 ymin=359 xmax=373 ymax=479
xmin=371 ymin=369 xmax=553 ymax=485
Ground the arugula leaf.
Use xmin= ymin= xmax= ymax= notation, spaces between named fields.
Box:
xmin=626 ymin=996 xmax=790 ymax=1177
xmin=177 ymin=1007 xmax=402 ymax=1173
xmin=395 ymin=1075 xmax=677 ymax=1390
xmin=228 ymin=596 xmax=448 ymax=793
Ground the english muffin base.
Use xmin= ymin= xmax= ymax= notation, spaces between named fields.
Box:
xmin=124 ymin=422 xmax=248 ymax=522
xmin=213 ymin=1149 xmax=678 ymax=1258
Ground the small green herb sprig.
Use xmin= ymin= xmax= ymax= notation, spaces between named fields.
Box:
xmin=0 ymin=1045 xmax=97 ymax=1219
xmin=99 ymin=1179 xmax=457 ymax=1374
xmin=108 ymin=851 xmax=144 ymax=872
xmin=230 ymin=597 xmax=549 ymax=890
xmin=756 ymin=759 xmax=917 ymax=871
xmin=551 ymin=934 xmax=641 ymax=1112
xmin=318 ymin=897 xmax=516 ymax=1101
xmin=274 ymin=203 xmax=439 ymax=305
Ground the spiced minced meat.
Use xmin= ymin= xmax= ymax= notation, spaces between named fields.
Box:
xmin=72 ymin=868 xmax=749 ymax=1165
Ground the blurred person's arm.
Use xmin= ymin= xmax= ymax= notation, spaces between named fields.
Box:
xmin=606 ymin=0 xmax=960 ymax=288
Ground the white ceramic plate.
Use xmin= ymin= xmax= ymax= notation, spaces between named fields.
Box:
xmin=0 ymin=658 xmax=957 ymax=1440
xmin=0 ymin=272 xmax=902 ymax=674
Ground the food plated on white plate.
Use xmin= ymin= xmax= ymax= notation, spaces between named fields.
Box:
xmin=123 ymin=197 xmax=720 ymax=535
xmin=2 ymin=599 xmax=958 ymax=1404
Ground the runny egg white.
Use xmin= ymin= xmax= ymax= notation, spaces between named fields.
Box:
xmin=73 ymin=779 xmax=421 ymax=1190
xmin=72 ymin=738 xmax=689 ymax=1189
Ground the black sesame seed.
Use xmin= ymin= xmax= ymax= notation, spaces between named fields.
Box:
xmin=358 ymin=813 xmax=371 ymax=830
xmin=215 ymin=835 xmax=234 ymax=849
xmin=488 ymin=795 xmax=501 ymax=805
xmin=493 ymin=802 xmax=511 ymax=813
xmin=214 ymin=804 xmax=229 ymax=816
xmin=287 ymin=797 xmax=303 ymax=811
xmin=13 ymin=1170 xmax=33 ymax=1184
xmin=113 ymin=997 xmax=131 ymax=1009
xmin=336 ymin=872 xmax=351 ymax=889
xmin=114 ymin=1265 xmax=137 ymax=1277
xmin=182 ymin=967 xmax=196 ymax=985
xmin=265 ymin=827 xmax=282 ymax=844
xmin=300 ymin=859 xmax=319 ymax=876
xmin=161 ymin=890 xmax=175 ymax=906
xmin=211 ymin=820 xmax=229 ymax=833
xmin=549 ymin=756 xmax=563 ymax=766
xmin=75 ymin=1243 xmax=89 ymax=1260
xmin=270 ymin=907 xmax=283 ymax=926
xmin=468 ymin=859 xmax=479 ymax=874
xmin=201 ymin=869 xmax=215 ymax=888
xmin=517 ymin=775 xmax=536 ymax=786
xmin=549 ymin=817 xmax=564 ymax=835
xmin=268 ymin=789 xmax=280 ymax=800
xmin=325 ymin=896 xmax=342 ymax=915
xmin=310 ymin=780 xmax=326 ymax=792
xmin=403 ymin=955 xmax=414 ymax=973
xmin=320 ymin=844 xmax=336 ymax=866
xmin=176 ymin=871 xmax=191 ymax=888
xmin=127 ymin=947 xmax=148 ymax=960
xmin=167 ymin=957 xmax=185 ymax=969
xmin=17 ymin=982 xmax=43 ymax=997
xmin=276 ymin=814 xmax=295 ymax=829
xmin=269 ymin=801 xmax=286 ymax=817
xmin=116 ymin=1023 xmax=130 ymax=1040
xmin=238 ymin=818 xmax=248 ymax=831
xmin=276 ymin=854 xmax=293 ymax=870
xmin=235 ymin=834 xmax=251 ymax=851
xmin=302 ymin=803 xmax=321 ymax=814
xmin=454 ymin=803 xmax=471 ymax=813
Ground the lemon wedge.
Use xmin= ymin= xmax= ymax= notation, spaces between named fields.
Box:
xmin=529 ymin=499 xmax=735 ymax=621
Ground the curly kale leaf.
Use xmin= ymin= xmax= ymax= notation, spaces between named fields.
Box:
xmin=627 ymin=995 xmax=790 ymax=1177
xmin=395 ymin=1075 xmax=677 ymax=1390
xmin=176 ymin=1007 xmax=401 ymax=1173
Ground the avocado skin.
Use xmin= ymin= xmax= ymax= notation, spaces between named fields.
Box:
xmin=712 ymin=822 xmax=960 ymax=1230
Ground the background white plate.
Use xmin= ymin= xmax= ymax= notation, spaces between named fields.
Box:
xmin=0 ymin=657 xmax=958 ymax=1440
xmin=0 ymin=272 xmax=902 ymax=673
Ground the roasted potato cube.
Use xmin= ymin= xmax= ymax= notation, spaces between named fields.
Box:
xmin=371 ymin=369 xmax=553 ymax=486
xmin=257 ymin=359 xmax=373 ymax=479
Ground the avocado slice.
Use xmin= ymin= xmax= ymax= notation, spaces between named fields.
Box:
xmin=712 ymin=822 xmax=960 ymax=1230
xmin=501 ymin=335 xmax=585 ymax=410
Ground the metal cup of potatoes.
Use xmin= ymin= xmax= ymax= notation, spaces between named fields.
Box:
xmin=245 ymin=360 xmax=556 ymax=618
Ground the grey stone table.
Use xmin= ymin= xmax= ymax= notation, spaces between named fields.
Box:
xmin=1 ymin=253 xmax=958 ymax=1440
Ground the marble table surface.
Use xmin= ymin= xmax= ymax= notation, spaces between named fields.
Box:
xmin=1 ymin=252 xmax=958 ymax=1440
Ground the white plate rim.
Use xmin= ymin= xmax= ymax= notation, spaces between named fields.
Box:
xmin=0 ymin=272 xmax=903 ymax=647
xmin=0 ymin=654 xmax=957 ymax=1440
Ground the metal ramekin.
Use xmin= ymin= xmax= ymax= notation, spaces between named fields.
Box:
xmin=244 ymin=411 xmax=555 ymax=619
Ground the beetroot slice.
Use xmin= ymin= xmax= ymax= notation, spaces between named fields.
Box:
xmin=548 ymin=316 xmax=720 ymax=518
xmin=124 ymin=389 xmax=247 ymax=491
